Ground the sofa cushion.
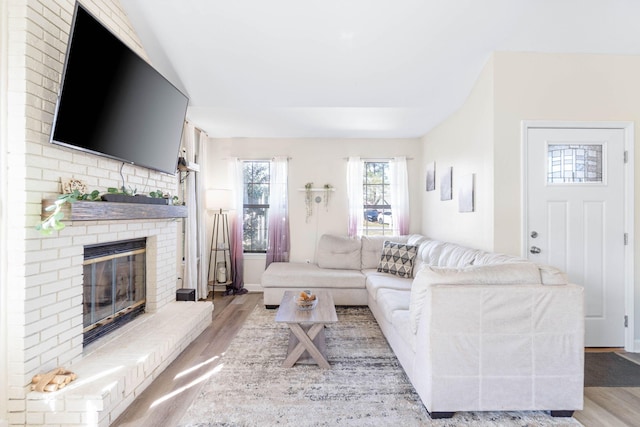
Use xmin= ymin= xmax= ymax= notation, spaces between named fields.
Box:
xmin=261 ymin=262 xmax=366 ymax=289
xmin=317 ymin=234 xmax=361 ymax=270
xmin=409 ymin=262 xmax=542 ymax=333
xmin=406 ymin=234 xmax=429 ymax=247
xmin=537 ymin=264 xmax=569 ymax=285
xmin=472 ymin=251 xmax=527 ymax=265
xmin=361 ymin=235 xmax=406 ymax=269
xmin=375 ymin=288 xmax=410 ymax=325
xmin=364 ymin=269 xmax=412 ymax=301
xmin=377 ymin=241 xmax=418 ymax=278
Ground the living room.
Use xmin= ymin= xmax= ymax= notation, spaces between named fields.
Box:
xmin=2 ymin=0 xmax=640 ymax=426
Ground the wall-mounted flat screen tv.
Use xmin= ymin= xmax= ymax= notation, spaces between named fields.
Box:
xmin=50 ymin=2 xmax=189 ymax=175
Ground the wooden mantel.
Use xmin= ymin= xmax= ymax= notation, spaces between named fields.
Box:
xmin=42 ymin=199 xmax=188 ymax=221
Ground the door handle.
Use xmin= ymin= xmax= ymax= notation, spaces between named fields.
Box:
xmin=530 ymin=246 xmax=541 ymax=254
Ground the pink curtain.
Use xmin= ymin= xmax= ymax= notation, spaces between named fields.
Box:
xmin=347 ymin=157 xmax=363 ymax=237
xmin=227 ymin=158 xmax=247 ymax=295
xmin=266 ymin=157 xmax=289 ymax=267
xmin=390 ymin=156 xmax=410 ymax=235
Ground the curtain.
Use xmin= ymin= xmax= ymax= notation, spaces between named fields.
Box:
xmin=195 ymin=130 xmax=207 ymax=299
xmin=390 ymin=156 xmax=410 ymax=235
xmin=347 ymin=157 xmax=364 ymax=237
xmin=266 ymin=157 xmax=290 ymax=268
xmin=228 ymin=158 xmax=247 ymax=295
xmin=182 ymin=123 xmax=200 ymax=298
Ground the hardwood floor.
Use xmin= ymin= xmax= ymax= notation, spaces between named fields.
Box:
xmin=112 ymin=293 xmax=640 ymax=427
xmin=112 ymin=292 xmax=262 ymax=427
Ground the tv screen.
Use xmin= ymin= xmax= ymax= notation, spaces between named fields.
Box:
xmin=50 ymin=3 xmax=189 ymax=175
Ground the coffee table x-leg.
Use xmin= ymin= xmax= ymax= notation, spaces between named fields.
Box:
xmin=275 ymin=290 xmax=337 ymax=369
xmin=282 ymin=323 xmax=329 ymax=369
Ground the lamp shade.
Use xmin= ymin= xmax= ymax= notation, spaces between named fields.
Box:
xmin=206 ymin=189 xmax=231 ymax=211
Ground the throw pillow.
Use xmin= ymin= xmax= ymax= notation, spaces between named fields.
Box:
xmin=377 ymin=241 xmax=418 ymax=278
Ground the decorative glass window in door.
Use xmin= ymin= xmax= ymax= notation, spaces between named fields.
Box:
xmin=547 ymin=144 xmax=603 ymax=183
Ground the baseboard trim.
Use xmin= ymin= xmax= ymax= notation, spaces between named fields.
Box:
xmin=244 ymin=283 xmax=263 ymax=293
xmin=213 ymin=284 xmax=263 ymax=294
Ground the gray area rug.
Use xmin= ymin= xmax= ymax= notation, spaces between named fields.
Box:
xmin=178 ymin=306 xmax=582 ymax=426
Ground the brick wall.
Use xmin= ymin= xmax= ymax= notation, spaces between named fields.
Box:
xmin=5 ymin=1 xmax=182 ymax=425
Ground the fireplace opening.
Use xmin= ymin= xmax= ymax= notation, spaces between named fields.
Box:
xmin=83 ymin=238 xmax=146 ymax=346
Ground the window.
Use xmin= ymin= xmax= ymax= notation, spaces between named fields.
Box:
xmin=362 ymin=161 xmax=393 ymax=235
xmin=242 ymin=161 xmax=270 ymax=252
xmin=547 ymin=144 xmax=604 ymax=183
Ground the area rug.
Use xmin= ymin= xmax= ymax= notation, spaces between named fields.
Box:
xmin=178 ymin=306 xmax=581 ymax=427
xmin=584 ymin=352 xmax=640 ymax=387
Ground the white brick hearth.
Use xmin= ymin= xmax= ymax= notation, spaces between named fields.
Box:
xmin=26 ymin=300 xmax=212 ymax=426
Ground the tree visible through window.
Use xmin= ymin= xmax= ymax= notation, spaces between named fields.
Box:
xmin=243 ymin=161 xmax=270 ymax=252
xmin=363 ymin=161 xmax=393 ymax=235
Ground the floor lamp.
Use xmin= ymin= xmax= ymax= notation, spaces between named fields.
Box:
xmin=206 ymin=189 xmax=233 ymax=299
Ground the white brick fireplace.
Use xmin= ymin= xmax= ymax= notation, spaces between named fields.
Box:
xmin=2 ymin=1 xmax=212 ymax=426
xmin=21 ymin=213 xmax=213 ymax=426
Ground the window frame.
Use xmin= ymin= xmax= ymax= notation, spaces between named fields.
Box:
xmin=242 ymin=160 xmax=271 ymax=253
xmin=362 ymin=160 xmax=393 ymax=236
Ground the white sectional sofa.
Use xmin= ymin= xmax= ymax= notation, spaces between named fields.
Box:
xmin=261 ymin=234 xmax=584 ymax=419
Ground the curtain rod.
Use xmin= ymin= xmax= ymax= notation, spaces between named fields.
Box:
xmin=221 ymin=157 xmax=293 ymax=161
xmin=185 ymin=120 xmax=206 ymax=135
xmin=343 ymin=157 xmax=414 ymax=161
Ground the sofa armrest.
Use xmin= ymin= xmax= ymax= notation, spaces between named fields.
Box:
xmin=412 ymin=283 xmax=584 ymax=412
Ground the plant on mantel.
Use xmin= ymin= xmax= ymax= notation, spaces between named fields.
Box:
xmin=36 ymin=185 xmax=182 ymax=235
xmin=36 ymin=189 xmax=100 ymax=235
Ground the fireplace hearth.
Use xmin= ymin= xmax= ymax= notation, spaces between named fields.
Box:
xmin=83 ymin=238 xmax=147 ymax=346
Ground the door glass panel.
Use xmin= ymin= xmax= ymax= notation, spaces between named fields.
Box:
xmin=547 ymin=144 xmax=603 ymax=183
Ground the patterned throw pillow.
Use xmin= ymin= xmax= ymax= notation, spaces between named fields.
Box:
xmin=377 ymin=241 xmax=418 ymax=278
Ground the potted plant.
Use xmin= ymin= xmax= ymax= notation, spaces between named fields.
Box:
xmin=36 ymin=189 xmax=100 ymax=235
xmin=304 ymin=182 xmax=313 ymax=222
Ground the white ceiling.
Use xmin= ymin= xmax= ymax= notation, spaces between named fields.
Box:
xmin=120 ymin=0 xmax=640 ymax=138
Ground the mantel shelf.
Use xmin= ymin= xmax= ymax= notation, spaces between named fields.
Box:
xmin=42 ymin=199 xmax=188 ymax=221
xmin=297 ymin=187 xmax=336 ymax=192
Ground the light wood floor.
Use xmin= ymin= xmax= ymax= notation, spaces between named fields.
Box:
xmin=112 ymin=293 xmax=640 ymax=427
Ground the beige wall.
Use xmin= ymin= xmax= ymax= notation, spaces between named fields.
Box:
xmin=492 ymin=52 xmax=640 ymax=345
xmin=204 ymin=137 xmax=423 ymax=286
xmin=421 ymin=51 xmax=640 ymax=347
xmin=420 ymin=56 xmax=495 ymax=251
xmin=493 ymin=52 xmax=640 ymax=254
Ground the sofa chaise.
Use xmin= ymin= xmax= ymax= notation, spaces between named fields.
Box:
xmin=261 ymin=234 xmax=584 ymax=418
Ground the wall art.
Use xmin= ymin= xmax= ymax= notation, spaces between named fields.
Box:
xmin=458 ymin=173 xmax=474 ymax=212
xmin=426 ymin=161 xmax=436 ymax=191
xmin=440 ymin=166 xmax=452 ymax=201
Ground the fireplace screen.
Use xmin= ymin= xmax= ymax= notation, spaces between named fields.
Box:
xmin=83 ymin=239 xmax=146 ymax=346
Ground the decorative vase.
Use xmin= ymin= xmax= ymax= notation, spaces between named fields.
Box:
xmin=216 ymin=262 xmax=227 ymax=283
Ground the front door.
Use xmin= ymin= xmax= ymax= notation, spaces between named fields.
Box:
xmin=525 ymin=125 xmax=627 ymax=347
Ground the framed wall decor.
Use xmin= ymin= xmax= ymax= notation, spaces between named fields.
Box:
xmin=458 ymin=173 xmax=474 ymax=212
xmin=440 ymin=166 xmax=452 ymax=201
xmin=426 ymin=161 xmax=436 ymax=191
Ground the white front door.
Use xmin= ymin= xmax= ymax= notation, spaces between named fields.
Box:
xmin=525 ymin=126 xmax=627 ymax=347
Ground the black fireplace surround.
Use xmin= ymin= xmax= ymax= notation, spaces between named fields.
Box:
xmin=83 ymin=238 xmax=146 ymax=346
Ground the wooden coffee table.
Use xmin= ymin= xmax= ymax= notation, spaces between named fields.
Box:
xmin=275 ymin=290 xmax=338 ymax=369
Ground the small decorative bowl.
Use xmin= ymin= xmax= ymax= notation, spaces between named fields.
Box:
xmin=295 ymin=290 xmax=318 ymax=311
